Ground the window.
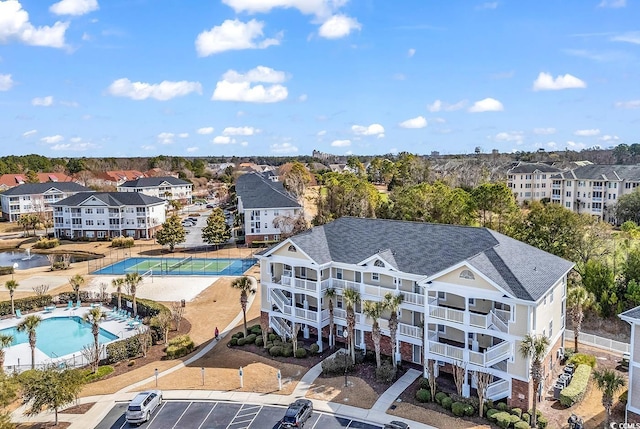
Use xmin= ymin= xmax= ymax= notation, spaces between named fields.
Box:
xmin=565 ymin=191 xmax=572 ymax=197
xmin=299 ymin=267 xmax=307 ymax=278
xmin=438 ymin=324 xmax=446 ymax=333
xmin=549 ymin=289 xmax=554 ymax=303
xmin=85 ymin=208 xmax=93 ymax=214
xmin=336 ymin=268 xmax=343 ymax=280
xmin=97 ymin=208 xmax=104 ymax=214
xmin=468 ymin=298 xmax=476 ymax=306
xmin=374 ymin=260 xmax=385 ymax=267
xmin=355 ymin=272 xmax=361 ymax=283
xmin=372 ymin=272 xmax=379 ymax=282
xmin=549 ymin=320 xmax=553 ymax=338
xmin=460 ymin=270 xmax=475 ymax=280
xmin=287 ymin=245 xmax=297 ymax=252
xmin=274 ymin=210 xmax=279 ymax=216
xmin=437 ymin=291 xmax=446 ymax=300
xmin=543 ymin=294 xmax=547 ymax=305
xmin=85 ymin=220 xmax=94 ymax=226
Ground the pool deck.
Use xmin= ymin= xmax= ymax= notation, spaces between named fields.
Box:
xmin=0 ymin=304 xmax=140 ymax=372
xmin=86 ymin=275 xmax=222 ymax=302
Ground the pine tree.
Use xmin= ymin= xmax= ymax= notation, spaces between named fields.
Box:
xmin=201 ymin=208 xmax=231 ymax=249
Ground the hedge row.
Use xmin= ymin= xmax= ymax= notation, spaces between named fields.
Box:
xmin=33 ymin=237 xmax=60 ymax=249
xmin=106 ymin=334 xmax=150 ymax=364
xmin=111 ymin=236 xmax=135 ymax=248
xmin=166 ymin=335 xmax=194 ymax=359
xmin=110 ymin=293 xmax=169 ymax=318
xmin=568 ymin=353 xmax=597 ymax=368
xmin=0 ymin=266 xmax=14 ymax=275
xmin=559 ymin=364 xmax=591 ymax=407
xmin=0 ymin=295 xmax=53 ymax=316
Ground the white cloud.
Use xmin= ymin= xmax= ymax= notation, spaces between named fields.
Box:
xmin=59 ymin=100 xmax=79 ymax=107
xmin=432 ymin=117 xmax=446 ymax=124
xmin=407 ymin=48 xmax=416 ymax=57
xmin=574 ymin=128 xmax=600 ymax=137
xmin=392 ymin=73 xmax=406 ymax=81
xmin=212 ymin=66 xmax=288 ymax=103
xmin=195 ymin=19 xmax=281 ymax=57
xmin=186 ymin=147 xmax=199 ymax=153
xmin=178 ymin=133 xmax=189 ymax=138
xmin=546 ymin=141 xmax=557 ymax=149
xmin=107 ymin=78 xmax=203 ymax=101
xmin=533 ymin=127 xmax=557 ymax=135
xmin=566 ymin=140 xmax=586 ymax=150
xmin=157 ymin=132 xmax=174 ymax=144
xmin=494 ymin=131 xmax=524 ymax=144
xmin=197 ymin=127 xmax=214 ymax=135
xmin=81 ymin=32 xmax=92 ymax=41
xmin=598 ymin=0 xmax=626 ymax=8
xmin=40 ymin=134 xmax=64 ymax=144
xmin=399 ymin=116 xmax=427 ymax=129
xmin=223 ymin=126 xmax=258 ymax=136
xmin=270 ymin=142 xmax=298 ymax=153
xmin=240 ymin=141 xmax=249 ymax=147
xmin=427 ymin=100 xmax=442 ymax=112
xmin=32 ymin=96 xmax=53 ymax=106
xmin=476 ymin=2 xmax=498 ymax=9
xmin=298 ymin=93 xmax=308 ymax=102
xmin=468 ymin=97 xmax=504 ymax=113
xmin=599 ymin=134 xmax=620 ymax=142
xmin=532 ymin=72 xmax=586 ymax=91
xmin=318 ymin=15 xmax=361 ymax=39
xmin=22 ymin=129 xmax=37 ymax=137
xmin=51 ymin=141 xmax=97 ymax=151
xmin=351 ymin=123 xmax=385 ymax=136
xmin=212 ymin=135 xmax=234 ymax=144
xmin=50 ymin=0 xmax=99 ymax=16
xmin=0 ymin=73 xmax=13 ymax=91
xmin=69 ymin=136 xmax=82 ymax=143
xmin=615 ymin=100 xmax=640 ymax=109
xmin=427 ymin=99 xmax=467 ymax=112
xmin=221 ymin=0 xmax=345 ymax=18
xmin=611 ymin=31 xmax=640 ymax=45
xmin=317 ymin=130 xmax=327 ymax=136
xmin=0 ymin=1 xmax=69 ymax=48
xmin=331 ymin=139 xmax=351 ymax=147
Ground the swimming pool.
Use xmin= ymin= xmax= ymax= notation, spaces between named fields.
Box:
xmin=92 ymin=257 xmax=257 ymax=276
xmin=0 ymin=316 xmax=118 ymax=358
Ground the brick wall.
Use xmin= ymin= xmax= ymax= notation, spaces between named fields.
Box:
xmin=361 ymin=332 xmax=415 ymax=363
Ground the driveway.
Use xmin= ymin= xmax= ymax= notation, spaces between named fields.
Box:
xmin=95 ymin=400 xmax=383 ymax=429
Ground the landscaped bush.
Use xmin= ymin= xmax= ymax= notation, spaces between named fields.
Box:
xmin=269 ymin=346 xmax=283 ymax=357
xmin=509 ymin=415 xmax=521 ymax=427
xmin=268 ymin=333 xmax=277 ymax=341
xmin=255 ymin=336 xmax=264 ymax=347
xmin=537 ymin=416 xmax=548 ymax=429
xmin=84 ymin=365 xmax=114 ymax=382
xmin=521 ymin=413 xmax=530 ymax=425
xmin=0 ymin=295 xmax=53 ymax=316
xmin=265 ymin=341 xmax=273 ymax=348
xmin=245 ymin=334 xmax=257 ymax=344
xmin=237 ymin=337 xmax=246 ymax=346
xmin=451 ymin=402 xmax=466 ymax=417
xmin=441 ymin=396 xmax=453 ymax=410
xmin=435 ymin=392 xmax=448 ymax=405
xmin=321 ymin=351 xmax=352 ymax=375
xmin=235 ymin=332 xmax=244 ymax=339
xmin=110 ymin=293 xmax=169 ymax=318
xmin=0 ymin=266 xmax=14 ymax=275
xmin=559 ymin=364 xmax=591 ymax=407
xmin=415 ymin=389 xmax=431 ymax=403
xmin=165 ymin=335 xmax=195 ymax=359
xmin=486 ymin=409 xmax=500 ymax=422
xmin=282 ymin=347 xmax=293 ymax=357
xmin=375 ymin=361 xmax=396 ymax=383
xmin=229 ymin=338 xmax=238 ymax=346
xmin=493 ymin=412 xmax=512 ymax=429
xmin=250 ymin=326 xmax=262 ymax=335
xmin=111 ymin=236 xmax=134 ymax=248
xmin=568 ymin=353 xmax=597 ymax=368
xmin=33 ymin=237 xmax=60 ymax=249
xmin=496 ymin=402 xmax=509 ymax=411
xmin=295 ymin=348 xmax=307 ymax=358
xmin=621 ymin=389 xmax=628 ymax=403
xmin=510 ymin=407 xmax=522 ymax=418
xmin=106 ymin=333 xmax=149 ymax=364
xmin=309 ymin=343 xmax=319 ymax=354
xmin=514 ymin=421 xmax=530 ymax=429
xmin=418 ymin=377 xmax=430 ymax=390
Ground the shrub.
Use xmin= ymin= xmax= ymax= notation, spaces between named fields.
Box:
xmin=268 ymin=333 xmax=277 ymax=341
xmin=418 ymin=377 xmax=431 ymax=390
xmin=269 ymin=346 xmax=283 ymax=357
xmin=568 ymin=353 xmax=597 ymax=368
xmin=451 ymin=402 xmax=466 ymax=417
xmin=559 ymin=364 xmax=591 ymax=407
xmin=255 ymin=336 xmax=264 ymax=347
xmin=165 ymin=335 xmax=195 ymax=359
xmin=509 ymin=415 xmax=521 ymax=427
xmin=321 ymin=351 xmax=352 ymax=375
xmin=537 ymin=416 xmax=548 ymax=429
xmin=496 ymin=402 xmax=509 ymax=411
xmin=514 ymin=421 xmax=530 ymax=429
xmin=235 ymin=332 xmax=245 ymax=339
xmin=230 ymin=338 xmax=238 ymax=346
xmin=0 ymin=266 xmax=14 ymax=275
xmin=521 ymin=413 xmax=530 ymax=424
xmin=621 ymin=389 xmax=628 ymax=403
xmin=511 ymin=407 xmax=522 ymax=418
xmin=110 ymin=293 xmax=168 ymax=318
xmin=265 ymin=342 xmax=273 ymax=348
xmin=463 ymin=404 xmax=475 ymax=417
xmin=111 ymin=236 xmax=135 ymax=248
xmin=375 ymin=362 xmax=396 ymax=383
xmin=435 ymin=392 xmax=448 ymax=405
xmin=309 ymin=343 xmax=319 ymax=354
xmin=250 ymin=326 xmax=262 ymax=335
xmin=84 ymin=365 xmax=114 ymax=383
xmin=0 ymin=295 xmax=53 ymax=316
xmin=249 ymin=324 xmax=260 ymax=331
xmin=33 ymin=237 xmax=60 ymax=249
xmin=441 ymin=396 xmax=453 ymax=410
xmin=295 ymin=348 xmax=307 ymax=358
xmin=415 ymin=389 xmax=431 ymax=403
xmin=128 ymin=360 xmax=135 ymax=366
xmin=245 ymin=334 xmax=257 ymax=344
xmin=486 ymin=409 xmax=500 ymax=422
xmin=106 ymin=341 xmax=129 ymax=364
xmin=237 ymin=337 xmax=246 ymax=346
xmin=494 ymin=412 xmax=512 ymax=429
xmin=282 ymin=347 xmax=293 ymax=358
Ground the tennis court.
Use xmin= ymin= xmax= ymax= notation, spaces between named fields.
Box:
xmin=92 ymin=257 xmax=256 ymax=276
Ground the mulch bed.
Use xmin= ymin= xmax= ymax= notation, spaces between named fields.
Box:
xmin=227 ymin=339 xmax=333 ymax=368
xmin=60 ymin=402 xmax=95 ymax=414
xmin=17 ymin=423 xmax=71 ymax=429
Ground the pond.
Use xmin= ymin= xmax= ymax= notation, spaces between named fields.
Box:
xmin=0 ymin=249 xmax=96 ymax=270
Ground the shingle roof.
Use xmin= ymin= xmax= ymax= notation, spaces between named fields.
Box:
xmin=118 ymin=176 xmax=191 ymax=187
xmin=283 ymin=217 xmax=574 ymax=302
xmin=552 ymin=164 xmax=640 ymax=181
xmin=508 ymin=162 xmax=563 ymax=174
xmin=0 ymin=182 xmax=90 ymax=196
xmin=51 ymin=192 xmax=166 ymax=207
xmin=236 ymin=172 xmax=301 ymax=209
xmin=620 ymin=305 xmax=640 ymax=321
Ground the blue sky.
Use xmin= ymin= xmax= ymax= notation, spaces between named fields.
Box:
xmin=0 ymin=0 xmax=639 ymax=158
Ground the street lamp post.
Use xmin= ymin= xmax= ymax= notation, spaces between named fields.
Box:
xmin=154 ymin=368 xmax=158 ymax=387
xmin=343 ymin=330 xmax=349 ymax=387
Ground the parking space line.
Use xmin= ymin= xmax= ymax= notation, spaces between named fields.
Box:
xmin=196 ymin=402 xmax=218 ymax=429
xmin=171 ymin=402 xmax=193 ymax=429
xmin=226 ymin=404 xmax=263 ymax=429
xmin=310 ymin=415 xmax=321 ymax=429
xmin=241 ymin=406 xmax=262 ymax=429
xmin=146 ymin=401 xmax=167 ymax=427
xmin=345 ymin=419 xmax=353 ymax=429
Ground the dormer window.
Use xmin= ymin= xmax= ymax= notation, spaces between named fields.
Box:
xmin=460 ymin=270 xmax=475 ymax=280
xmin=374 ymin=260 xmax=385 ymax=268
xmin=287 ymin=245 xmax=297 ymax=252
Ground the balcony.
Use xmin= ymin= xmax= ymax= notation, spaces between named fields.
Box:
xmin=333 ymin=278 xmax=424 ymax=307
xmin=398 ymin=323 xmax=421 ymax=339
xmin=277 ymin=276 xmax=319 ymax=292
xmin=592 ymin=186 xmax=603 ymax=191
xmin=486 ymin=379 xmax=510 ymax=400
xmin=333 ymin=307 xmax=363 ymax=325
xmin=552 ymin=184 xmax=561 ymax=189
xmin=428 ymin=332 xmax=512 ymax=367
xmin=592 ymin=197 xmax=603 ymax=202
xmin=428 ymin=299 xmax=509 ymax=333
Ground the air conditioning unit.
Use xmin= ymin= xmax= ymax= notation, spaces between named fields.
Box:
xmin=557 ymin=347 xmax=564 ymax=359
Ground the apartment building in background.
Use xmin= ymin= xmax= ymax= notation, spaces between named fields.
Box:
xmin=52 ymin=192 xmax=166 ymax=240
xmin=507 ymin=162 xmax=564 ymax=204
xmin=117 ymin=176 xmax=193 ymax=204
xmin=0 ymin=182 xmax=91 ymax=222
xmin=258 ymin=217 xmax=573 ymax=410
xmin=0 ymin=172 xmax=75 ymax=191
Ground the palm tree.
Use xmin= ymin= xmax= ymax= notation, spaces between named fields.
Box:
xmin=124 ymin=273 xmax=143 ymax=317
xmin=567 ymin=284 xmax=594 ymax=353
xmin=69 ymin=274 xmax=85 ymax=302
xmin=112 ymin=277 xmax=125 ymax=310
xmin=362 ymin=300 xmax=385 ymax=368
xmin=325 ymin=287 xmax=337 ymax=349
xmin=231 ymin=276 xmax=256 ymax=336
xmin=593 ymin=368 xmax=625 ymax=428
xmin=0 ymin=333 xmax=14 ymax=373
xmin=4 ymin=280 xmax=18 ymax=316
xmin=342 ymin=287 xmax=361 ymax=363
xmin=384 ymin=292 xmax=404 ymax=368
xmin=83 ymin=307 xmax=105 ymax=373
xmin=17 ymin=315 xmax=42 ymax=370
xmin=519 ymin=334 xmax=549 ymax=428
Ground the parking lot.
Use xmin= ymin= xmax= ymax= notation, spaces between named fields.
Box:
xmin=95 ymin=400 xmax=383 ymax=429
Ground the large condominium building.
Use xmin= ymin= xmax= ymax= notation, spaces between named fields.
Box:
xmin=550 ymin=164 xmax=640 ymax=223
xmin=619 ymin=307 xmax=640 ymax=422
xmin=258 ymin=217 xmax=573 ymax=410
xmin=52 ymin=192 xmax=166 ymax=240
xmin=117 ymin=176 xmax=193 ymax=204
xmin=235 ymin=172 xmax=302 ymax=246
xmin=507 ymin=162 xmax=564 ymax=204
xmin=0 ymin=182 xmax=91 ymax=222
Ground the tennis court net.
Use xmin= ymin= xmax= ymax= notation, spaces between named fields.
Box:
xmin=166 ymin=256 xmax=193 ymax=272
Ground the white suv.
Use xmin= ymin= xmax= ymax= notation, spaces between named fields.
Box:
xmin=125 ymin=390 xmax=162 ymax=425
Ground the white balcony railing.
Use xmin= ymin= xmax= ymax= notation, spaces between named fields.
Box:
xmin=485 ymin=341 xmax=513 ymax=366
xmin=431 ymin=339 xmax=512 ymax=367
xmin=399 ymin=323 xmax=421 ymax=339
xmin=333 ymin=308 xmax=362 ymax=324
xmin=270 ymin=315 xmax=291 ymax=338
xmin=429 ymin=340 xmax=464 ymax=361
xmin=295 ymin=307 xmax=317 ymax=322
xmin=486 ymin=379 xmax=510 ymax=400
xmin=429 ymin=305 xmax=464 ymax=324
xmin=293 ymin=278 xmax=318 ymax=292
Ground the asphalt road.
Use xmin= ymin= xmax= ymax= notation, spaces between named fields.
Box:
xmin=95 ymin=400 xmax=383 ymax=429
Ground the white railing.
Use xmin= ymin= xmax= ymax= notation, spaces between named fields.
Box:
xmin=270 ymin=289 xmax=292 ymax=316
xmin=270 ymin=315 xmax=291 ymax=338
xmin=399 ymin=323 xmax=421 ymax=339
xmin=429 ymin=340 xmax=464 ymax=360
xmin=293 ymin=278 xmax=318 ymax=292
xmin=485 ymin=341 xmax=512 ymax=366
xmin=490 ymin=311 xmax=509 ymax=333
xmin=294 ymin=307 xmax=317 ymax=322
xmin=401 ymin=290 xmax=424 ymax=306
xmin=280 ymin=276 xmax=292 ymax=286
xmin=333 ymin=308 xmax=362 ymax=324
xmin=321 ymin=309 xmax=329 ymax=322
xmin=469 ymin=312 xmax=489 ymax=329
xmin=565 ymin=329 xmax=629 ymax=354
xmin=429 ymin=305 xmax=465 ymax=324
xmin=430 ymin=338 xmax=511 ymax=367
xmin=320 ymin=279 xmax=331 ymax=292
xmin=486 ymin=379 xmax=510 ymax=400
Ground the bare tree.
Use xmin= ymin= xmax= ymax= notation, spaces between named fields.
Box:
xmin=451 ymin=361 xmax=466 ymax=396
xmin=426 ymin=359 xmax=437 ymax=402
xmin=62 ymin=253 xmax=71 ymax=269
xmin=81 ymin=342 xmax=105 ymax=373
xmin=136 ymin=327 xmax=152 ymax=358
xmin=98 ymin=282 xmax=108 ymax=302
xmin=272 ymin=214 xmax=308 ymax=239
xmin=152 ymin=312 xmax=172 ymax=344
xmin=170 ymin=301 xmax=185 ymax=331
xmin=32 ymin=284 xmax=49 ymax=296
xmin=291 ymin=323 xmax=300 ymax=353
xmin=46 ymin=254 xmax=57 ymax=270
xmin=474 ymin=370 xmax=493 ymax=418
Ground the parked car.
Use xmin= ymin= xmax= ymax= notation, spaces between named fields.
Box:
xmin=125 ymin=390 xmax=162 ymax=425
xmin=384 ymin=421 xmax=410 ymax=429
xmin=206 ymin=203 xmax=215 ymax=208
xmin=181 ymin=220 xmax=195 ymax=227
xmin=280 ymin=399 xmax=313 ymax=428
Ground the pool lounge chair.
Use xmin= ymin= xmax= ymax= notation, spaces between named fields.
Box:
xmin=44 ymin=305 xmax=55 ymax=313
xmin=66 ymin=300 xmax=73 ymax=310
xmin=15 ymin=309 xmax=22 ymax=319
xmin=76 ymin=300 xmax=82 ymax=309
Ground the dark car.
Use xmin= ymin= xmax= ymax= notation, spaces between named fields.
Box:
xmin=384 ymin=421 xmax=410 ymax=429
xmin=280 ymin=399 xmax=313 ymax=428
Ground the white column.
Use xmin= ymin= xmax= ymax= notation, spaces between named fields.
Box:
xmin=462 ymin=368 xmax=470 ymax=397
